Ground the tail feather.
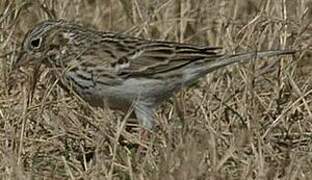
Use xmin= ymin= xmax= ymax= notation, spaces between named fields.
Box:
xmin=203 ymin=50 xmax=295 ymax=73
xmin=182 ymin=50 xmax=295 ymax=84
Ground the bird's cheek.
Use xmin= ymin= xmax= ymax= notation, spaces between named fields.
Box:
xmin=22 ymin=52 xmax=41 ymax=65
xmin=33 ymin=52 xmax=43 ymax=59
xmin=26 ymin=52 xmax=47 ymax=66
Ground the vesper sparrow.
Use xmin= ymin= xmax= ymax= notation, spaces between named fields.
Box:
xmin=14 ymin=20 xmax=294 ymax=129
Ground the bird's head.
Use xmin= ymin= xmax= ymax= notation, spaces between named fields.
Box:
xmin=14 ymin=19 xmax=67 ymax=68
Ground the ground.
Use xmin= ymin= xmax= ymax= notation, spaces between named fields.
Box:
xmin=0 ymin=0 xmax=312 ymax=179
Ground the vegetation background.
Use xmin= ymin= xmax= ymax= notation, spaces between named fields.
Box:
xmin=0 ymin=0 xmax=311 ymax=179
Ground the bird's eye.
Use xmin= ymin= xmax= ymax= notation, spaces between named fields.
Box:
xmin=30 ymin=38 xmax=42 ymax=49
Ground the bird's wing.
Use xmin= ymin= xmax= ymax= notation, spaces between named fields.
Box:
xmin=111 ymin=40 xmax=223 ymax=77
xmin=58 ymin=29 xmax=223 ymax=79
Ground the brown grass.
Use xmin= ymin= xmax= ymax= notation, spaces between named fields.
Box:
xmin=1 ymin=0 xmax=312 ymax=179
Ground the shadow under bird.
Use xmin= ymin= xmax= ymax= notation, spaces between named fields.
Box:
xmin=14 ymin=20 xmax=295 ymax=129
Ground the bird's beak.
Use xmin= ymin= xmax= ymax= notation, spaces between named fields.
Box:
xmin=13 ymin=51 xmax=28 ymax=70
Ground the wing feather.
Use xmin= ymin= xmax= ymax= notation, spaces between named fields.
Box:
xmin=114 ymin=41 xmax=223 ymax=77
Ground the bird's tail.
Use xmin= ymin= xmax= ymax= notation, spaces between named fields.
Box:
xmin=182 ymin=50 xmax=295 ymax=84
xmin=203 ymin=50 xmax=295 ymax=73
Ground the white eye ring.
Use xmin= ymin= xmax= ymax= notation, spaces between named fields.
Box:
xmin=30 ymin=37 xmax=42 ymax=49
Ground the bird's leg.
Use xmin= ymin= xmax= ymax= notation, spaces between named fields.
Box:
xmin=134 ymin=102 xmax=155 ymax=129
xmin=134 ymin=102 xmax=155 ymax=153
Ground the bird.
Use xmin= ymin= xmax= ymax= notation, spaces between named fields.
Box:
xmin=14 ymin=19 xmax=294 ymax=129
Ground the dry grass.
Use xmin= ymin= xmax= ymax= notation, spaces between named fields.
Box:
xmin=1 ymin=0 xmax=312 ymax=179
